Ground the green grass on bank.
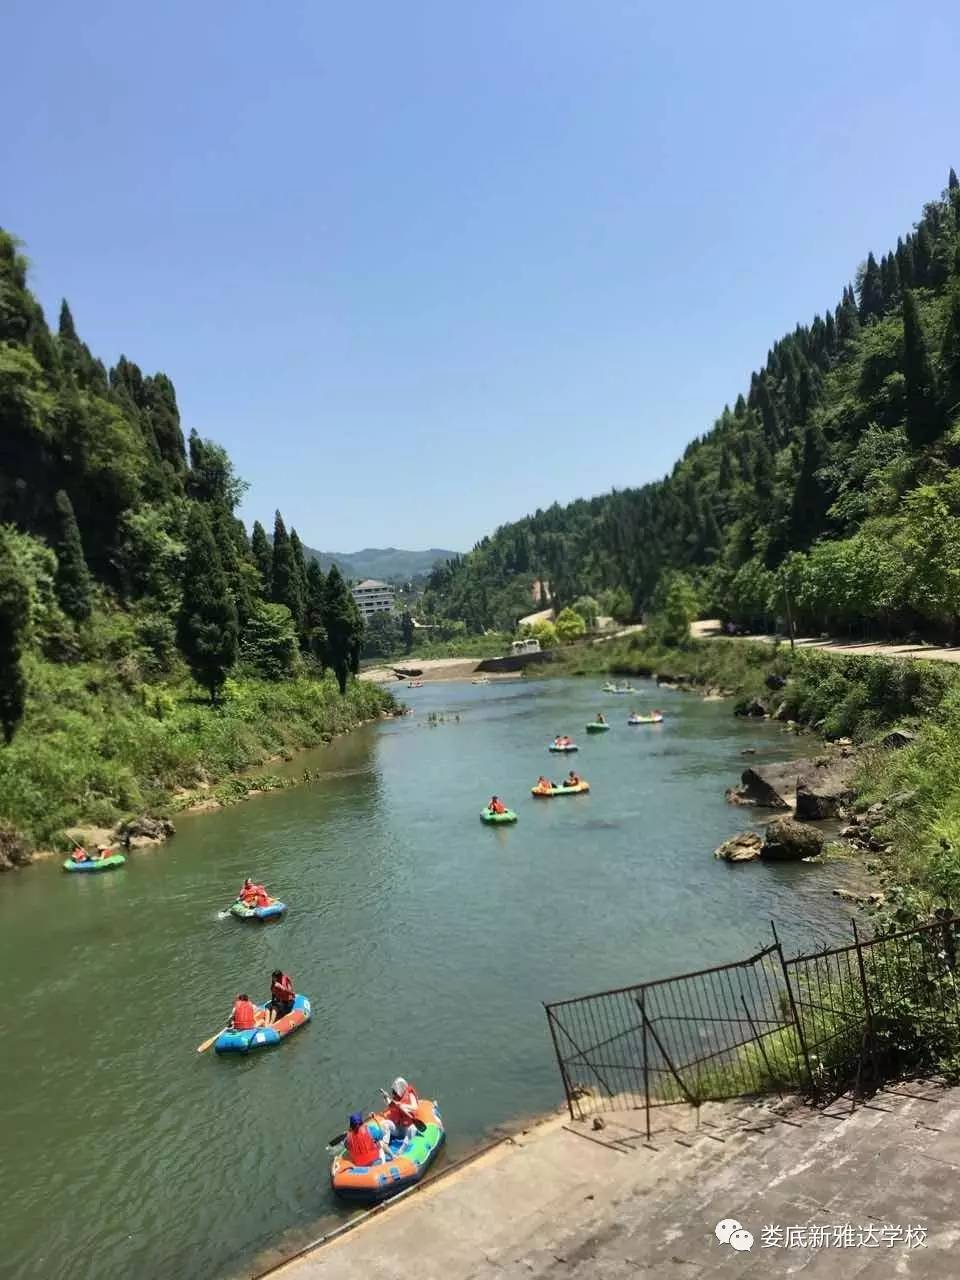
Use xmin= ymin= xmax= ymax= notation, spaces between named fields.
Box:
xmin=0 ymin=656 xmax=396 ymax=851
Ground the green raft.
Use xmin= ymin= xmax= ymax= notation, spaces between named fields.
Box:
xmin=63 ymin=853 xmax=127 ymax=873
xmin=480 ymin=808 xmax=518 ymax=824
xmin=585 ymin=722 xmax=610 ymax=733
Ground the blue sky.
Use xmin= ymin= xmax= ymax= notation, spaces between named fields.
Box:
xmin=3 ymin=1 xmax=958 ymax=551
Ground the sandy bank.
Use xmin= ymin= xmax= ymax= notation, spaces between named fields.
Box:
xmin=360 ymin=657 xmax=522 ymax=685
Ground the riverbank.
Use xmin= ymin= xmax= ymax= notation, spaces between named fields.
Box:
xmin=0 ymin=661 xmax=397 ymax=871
xmin=360 ymin=656 xmax=524 ymax=684
xmin=266 ymin=1083 xmax=960 ymax=1279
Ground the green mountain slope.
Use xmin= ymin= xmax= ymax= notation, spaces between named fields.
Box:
xmin=301 ymin=546 xmax=459 ymax=582
xmin=423 ymin=170 xmax=960 ymax=640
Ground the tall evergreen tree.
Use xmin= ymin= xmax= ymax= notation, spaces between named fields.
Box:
xmin=949 ymin=167 xmax=959 ymax=192
xmin=914 ymin=224 xmax=933 ymax=285
xmin=289 ymin=528 xmax=309 ymax=639
xmin=880 ymin=252 xmax=901 ymax=307
xmin=836 ymin=292 xmax=860 ymax=344
xmin=902 ymin=290 xmax=942 ymax=447
xmin=0 ymin=533 xmax=30 ymax=744
xmin=270 ymin=511 xmax=303 ymax=624
xmin=941 ymin=286 xmax=960 ymax=415
xmin=58 ymin=299 xmax=78 ymax=342
xmin=858 ymin=252 xmax=884 ymax=321
xmin=897 ymin=236 xmax=915 ymax=288
xmin=304 ymin=559 xmax=327 ymax=669
xmin=53 ymin=489 xmax=92 ymax=621
xmin=250 ymin=520 xmax=272 ymax=593
xmin=323 ymin=563 xmax=362 ymax=694
xmin=789 ymin=424 xmax=830 ymax=548
xmin=177 ymin=505 xmax=238 ymax=702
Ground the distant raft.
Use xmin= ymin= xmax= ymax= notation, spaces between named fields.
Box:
xmin=548 ymin=741 xmax=579 ymax=752
xmin=531 ymin=781 xmax=590 ymax=797
xmin=331 ymin=1099 xmax=445 ymax=1203
xmin=627 ymin=712 xmax=664 ymax=725
xmin=480 ymin=808 xmax=518 ymax=824
xmin=214 ymin=994 xmax=311 ymax=1055
xmin=63 ymin=853 xmax=127 ymax=873
xmin=585 ymin=722 xmax=611 ymax=733
xmin=229 ymin=898 xmax=287 ymax=921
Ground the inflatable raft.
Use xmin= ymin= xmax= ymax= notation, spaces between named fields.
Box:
xmin=628 ymin=712 xmax=664 ymax=725
xmin=331 ymin=1098 xmax=445 ymax=1203
xmin=229 ymin=898 xmax=287 ymax=921
xmin=548 ymin=742 xmax=579 ymax=753
xmin=604 ymin=683 xmax=637 ymax=694
xmin=63 ymin=853 xmax=126 ymax=873
xmin=585 ymin=722 xmax=610 ymax=733
xmin=214 ymin=993 xmax=311 ymax=1054
xmin=531 ymin=781 xmax=590 ymax=797
xmin=481 ymin=807 xmax=517 ymax=824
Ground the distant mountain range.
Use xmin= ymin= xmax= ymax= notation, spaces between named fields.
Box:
xmin=301 ymin=546 xmax=459 ymax=583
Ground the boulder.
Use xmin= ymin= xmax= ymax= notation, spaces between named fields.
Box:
xmin=761 ymin=818 xmax=824 ymax=861
xmin=714 ymin=831 xmax=763 ymax=863
xmin=795 ymin=775 xmax=855 ymax=821
xmin=736 ymin=698 xmax=768 ymax=718
xmin=0 ymin=823 xmax=31 ymax=873
xmin=765 ymin=673 xmax=787 ymax=690
xmin=881 ymin=728 xmax=917 ymax=750
xmin=115 ymin=815 xmax=175 ymax=848
xmin=727 ymin=761 xmax=805 ymax=809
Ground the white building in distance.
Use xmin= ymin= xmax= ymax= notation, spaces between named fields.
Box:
xmin=351 ymin=579 xmax=396 ymax=620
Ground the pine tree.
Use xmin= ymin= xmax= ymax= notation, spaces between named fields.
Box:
xmin=305 ymin=559 xmax=327 ymax=669
xmin=902 ymin=290 xmax=942 ymax=447
xmin=323 ymin=563 xmax=363 ymax=694
xmin=53 ymin=489 xmax=92 ymax=621
xmin=941 ymin=286 xmax=960 ymax=415
xmin=949 ymin=168 xmax=959 ymax=192
xmin=915 ymin=224 xmax=933 ymax=286
xmin=251 ymin=520 xmax=272 ymax=593
xmin=209 ymin=501 xmax=256 ymax=628
xmin=177 ymin=505 xmax=238 ymax=702
xmin=836 ymin=293 xmax=860 ymax=344
xmin=0 ymin=533 xmax=31 ymax=744
xmin=58 ymin=299 xmax=78 ymax=342
xmin=897 ymin=236 xmax=915 ymax=288
xmin=289 ymin=529 xmax=309 ymax=640
xmin=270 ymin=511 xmax=303 ymax=625
xmin=734 ymin=393 xmax=747 ymax=418
xmin=858 ymin=253 xmax=883 ymax=321
xmin=789 ymin=424 xmax=830 ymax=547
xmin=880 ymin=252 xmax=901 ymax=307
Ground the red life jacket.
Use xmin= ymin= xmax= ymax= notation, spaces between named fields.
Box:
xmin=345 ymin=1124 xmax=381 ymax=1167
xmin=232 ymin=999 xmax=256 ymax=1030
xmin=271 ymin=974 xmax=294 ymax=1005
xmin=386 ymin=1084 xmax=419 ymax=1126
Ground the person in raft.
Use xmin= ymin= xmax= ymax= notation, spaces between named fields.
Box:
xmin=488 ymin=796 xmax=507 ymax=814
xmin=595 ymin=713 xmax=606 ymax=724
xmin=381 ymin=1077 xmax=420 ymax=1143
xmin=267 ymin=969 xmax=295 ymax=1023
xmin=566 ymin=770 xmax=581 ymax=786
xmin=239 ymin=878 xmax=258 ymax=905
xmin=344 ymin=1112 xmax=391 ymax=1166
xmin=229 ymin=993 xmax=261 ymax=1031
xmin=72 ymin=847 xmax=90 ymax=863
xmin=535 ymin=776 xmax=552 ymax=791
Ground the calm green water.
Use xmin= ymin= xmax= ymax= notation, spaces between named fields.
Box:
xmin=0 ymin=678 xmax=856 ymax=1279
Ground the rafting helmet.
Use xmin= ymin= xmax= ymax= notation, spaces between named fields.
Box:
xmin=392 ymin=1077 xmax=407 ymax=1097
xmin=349 ymin=1112 xmax=363 ymax=1128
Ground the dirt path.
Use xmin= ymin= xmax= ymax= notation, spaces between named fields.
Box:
xmin=695 ymin=619 xmax=960 ymax=664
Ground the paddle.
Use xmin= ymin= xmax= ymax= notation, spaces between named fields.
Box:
xmin=197 ymin=1026 xmax=228 ymax=1054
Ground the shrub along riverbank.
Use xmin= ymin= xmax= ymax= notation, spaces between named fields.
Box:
xmin=0 ymin=656 xmax=396 ymax=865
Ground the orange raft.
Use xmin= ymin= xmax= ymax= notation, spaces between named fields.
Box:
xmin=330 ymin=1098 xmax=445 ymax=1202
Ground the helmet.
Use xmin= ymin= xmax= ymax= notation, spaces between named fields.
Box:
xmin=349 ymin=1112 xmax=363 ymax=1128
xmin=392 ymin=1077 xmax=407 ymax=1097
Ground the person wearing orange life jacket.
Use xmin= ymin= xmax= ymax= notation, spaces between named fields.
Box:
xmin=488 ymin=796 xmax=507 ymax=815
xmin=72 ymin=847 xmax=90 ymax=863
xmin=343 ymin=1112 xmax=390 ymax=1166
xmin=230 ymin=994 xmax=257 ymax=1031
xmin=238 ymin=878 xmax=258 ymax=906
xmin=381 ymin=1077 xmax=420 ymax=1144
xmin=566 ymin=770 xmax=581 ymax=787
xmin=267 ymin=969 xmax=295 ymax=1024
xmin=254 ymin=884 xmax=271 ymax=908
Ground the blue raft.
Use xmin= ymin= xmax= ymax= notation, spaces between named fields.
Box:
xmin=214 ymin=994 xmax=311 ymax=1055
xmin=229 ymin=899 xmax=287 ymax=921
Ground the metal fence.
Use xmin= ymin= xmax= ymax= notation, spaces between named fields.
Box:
xmin=544 ymin=914 xmax=960 ymax=1136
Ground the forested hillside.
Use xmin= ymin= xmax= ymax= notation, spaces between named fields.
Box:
xmin=0 ymin=229 xmax=382 ymax=860
xmin=301 ymin=546 xmax=460 ymax=583
xmin=424 ymin=171 xmax=960 ymax=640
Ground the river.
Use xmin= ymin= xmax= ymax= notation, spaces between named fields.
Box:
xmin=0 ymin=677 xmax=858 ymax=1279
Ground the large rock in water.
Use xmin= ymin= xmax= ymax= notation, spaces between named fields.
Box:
xmin=795 ymin=774 xmax=855 ymax=821
xmin=714 ymin=831 xmax=763 ymax=863
xmin=760 ymin=817 xmax=824 ymax=861
xmin=115 ymin=815 xmax=176 ymax=849
xmin=727 ymin=755 xmax=857 ymax=814
xmin=0 ymin=823 xmax=31 ymax=872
